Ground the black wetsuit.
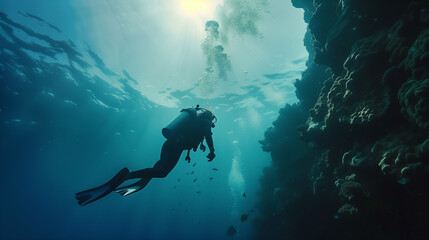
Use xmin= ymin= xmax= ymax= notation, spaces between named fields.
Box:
xmin=120 ymin=114 xmax=215 ymax=189
xmin=76 ymin=112 xmax=215 ymax=205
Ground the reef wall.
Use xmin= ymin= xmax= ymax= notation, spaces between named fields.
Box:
xmin=256 ymin=0 xmax=429 ymax=239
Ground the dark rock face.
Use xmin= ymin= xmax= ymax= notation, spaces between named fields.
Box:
xmin=256 ymin=1 xmax=429 ymax=239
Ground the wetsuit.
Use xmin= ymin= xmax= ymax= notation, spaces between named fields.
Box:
xmin=76 ymin=113 xmax=215 ymax=205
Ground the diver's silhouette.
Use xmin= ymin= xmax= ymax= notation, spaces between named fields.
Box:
xmin=76 ymin=105 xmax=216 ymax=206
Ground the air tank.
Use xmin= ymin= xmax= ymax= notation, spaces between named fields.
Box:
xmin=162 ymin=108 xmax=197 ymax=140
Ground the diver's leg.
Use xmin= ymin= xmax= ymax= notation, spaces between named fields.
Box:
xmin=115 ymin=161 xmax=163 ymax=196
xmin=125 ymin=140 xmax=182 ymax=179
xmin=157 ymin=139 xmax=183 ymax=176
xmin=125 ymin=160 xmax=166 ymax=179
xmin=115 ymin=140 xmax=182 ymax=196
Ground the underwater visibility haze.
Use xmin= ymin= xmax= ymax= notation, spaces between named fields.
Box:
xmin=2 ymin=0 xmax=429 ymax=239
xmin=0 ymin=0 xmax=306 ymax=239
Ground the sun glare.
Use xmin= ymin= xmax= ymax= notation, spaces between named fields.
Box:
xmin=181 ymin=0 xmax=211 ymax=14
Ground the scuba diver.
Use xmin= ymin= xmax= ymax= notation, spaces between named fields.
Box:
xmin=76 ymin=105 xmax=216 ymax=206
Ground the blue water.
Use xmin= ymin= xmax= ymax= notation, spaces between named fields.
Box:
xmin=0 ymin=1 xmax=307 ymax=239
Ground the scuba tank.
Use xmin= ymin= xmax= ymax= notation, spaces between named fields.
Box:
xmin=162 ymin=108 xmax=197 ymax=140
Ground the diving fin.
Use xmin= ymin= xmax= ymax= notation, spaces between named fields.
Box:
xmin=115 ymin=178 xmax=150 ymax=197
xmin=76 ymin=167 xmax=129 ymax=206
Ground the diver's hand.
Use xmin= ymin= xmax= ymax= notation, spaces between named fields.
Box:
xmin=207 ymin=152 xmax=216 ymax=162
xmin=200 ymin=143 xmax=206 ymax=152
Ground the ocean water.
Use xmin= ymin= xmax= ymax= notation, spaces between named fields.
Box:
xmin=0 ymin=1 xmax=307 ymax=239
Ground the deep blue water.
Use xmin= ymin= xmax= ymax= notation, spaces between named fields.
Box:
xmin=0 ymin=1 xmax=306 ymax=239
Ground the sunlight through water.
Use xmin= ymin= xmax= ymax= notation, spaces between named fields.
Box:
xmin=181 ymin=0 xmax=209 ymax=14
xmin=0 ymin=1 xmax=309 ymax=238
xmin=180 ymin=0 xmax=222 ymax=17
xmin=228 ymin=140 xmax=246 ymax=217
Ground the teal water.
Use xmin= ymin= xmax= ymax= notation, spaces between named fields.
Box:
xmin=0 ymin=1 xmax=307 ymax=239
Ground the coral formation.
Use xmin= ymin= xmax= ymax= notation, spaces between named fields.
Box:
xmin=256 ymin=0 xmax=429 ymax=239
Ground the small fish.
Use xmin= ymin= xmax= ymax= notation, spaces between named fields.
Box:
xmin=174 ymin=186 xmax=176 ymax=189
xmin=193 ymin=178 xmax=197 ymax=182
xmin=212 ymin=168 xmax=219 ymax=171
xmin=191 ymin=171 xmax=194 ymax=175
xmin=226 ymin=225 xmax=237 ymax=236
xmin=178 ymin=178 xmax=181 ymax=182
xmin=209 ymin=177 xmax=214 ymax=181
xmin=240 ymin=213 xmax=249 ymax=222
xmin=196 ymin=191 xmax=201 ymax=194
xmin=243 ymin=192 xmax=246 ymax=197
xmin=192 ymin=163 xmax=196 ymax=167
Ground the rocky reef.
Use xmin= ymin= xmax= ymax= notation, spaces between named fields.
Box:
xmin=256 ymin=0 xmax=429 ymax=239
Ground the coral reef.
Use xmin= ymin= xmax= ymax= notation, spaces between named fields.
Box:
xmin=256 ymin=0 xmax=429 ymax=239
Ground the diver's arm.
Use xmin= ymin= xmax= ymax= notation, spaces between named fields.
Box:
xmin=205 ymin=134 xmax=215 ymax=162
xmin=204 ymin=121 xmax=215 ymax=161
xmin=205 ymin=133 xmax=215 ymax=153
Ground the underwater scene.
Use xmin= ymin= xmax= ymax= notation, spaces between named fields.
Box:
xmin=1 ymin=0 xmax=428 ymax=239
